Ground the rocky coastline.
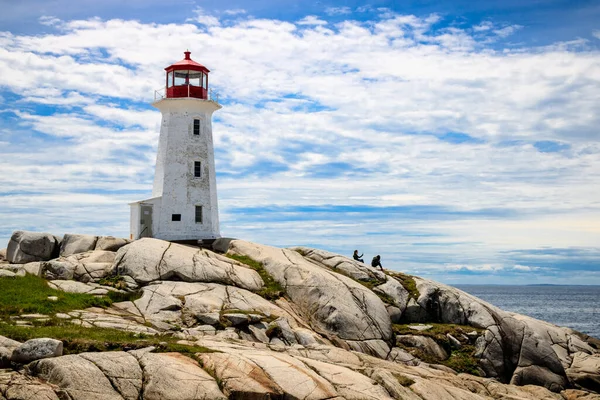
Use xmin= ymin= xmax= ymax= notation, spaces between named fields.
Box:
xmin=0 ymin=230 xmax=598 ymax=400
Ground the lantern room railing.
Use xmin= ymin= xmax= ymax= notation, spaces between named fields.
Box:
xmin=154 ymin=87 xmax=220 ymax=105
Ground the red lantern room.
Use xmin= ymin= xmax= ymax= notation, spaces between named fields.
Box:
xmin=164 ymin=51 xmax=210 ymax=99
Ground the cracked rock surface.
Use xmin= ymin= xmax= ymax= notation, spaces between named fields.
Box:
xmin=1 ymin=235 xmax=599 ymax=399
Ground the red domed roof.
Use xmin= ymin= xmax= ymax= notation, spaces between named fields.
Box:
xmin=165 ymin=51 xmax=210 ymax=73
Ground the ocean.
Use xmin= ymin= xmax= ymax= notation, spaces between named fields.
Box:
xmin=453 ymin=285 xmax=600 ymax=339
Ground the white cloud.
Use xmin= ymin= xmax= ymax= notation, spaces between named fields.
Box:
xmin=494 ymin=25 xmax=522 ymax=38
xmin=473 ymin=21 xmax=493 ymax=32
xmin=38 ymin=16 xmax=61 ymax=27
xmin=297 ymin=16 xmax=328 ymax=26
xmin=325 ymin=7 xmax=352 ymax=16
xmin=223 ymin=9 xmax=246 ymax=16
xmin=594 ymin=30 xmax=600 ymax=39
xmin=188 ymin=8 xmax=221 ymax=27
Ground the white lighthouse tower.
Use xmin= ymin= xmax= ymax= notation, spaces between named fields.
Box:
xmin=130 ymin=51 xmax=221 ymax=241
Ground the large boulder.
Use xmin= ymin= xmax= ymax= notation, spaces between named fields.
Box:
xmin=133 ymin=281 xmax=296 ymax=329
xmin=396 ymin=335 xmax=449 ymax=361
xmin=0 ymin=248 xmax=6 ymax=262
xmin=6 ymin=231 xmax=59 ymax=264
xmin=228 ymin=240 xmax=393 ymax=346
xmin=60 ymin=234 xmax=98 ymax=257
xmin=132 ymin=351 xmax=226 ymax=400
xmin=94 ymin=236 xmax=129 ymax=252
xmin=78 ymin=352 xmax=143 ymax=400
xmin=0 ymin=335 xmax=22 ymax=368
xmin=566 ymin=352 xmax=600 ymax=393
xmin=43 ymin=250 xmax=115 ymax=282
xmin=114 ymin=238 xmax=263 ymax=291
xmin=29 ymin=354 xmax=128 ymax=400
xmin=11 ymin=338 xmax=63 ymax=364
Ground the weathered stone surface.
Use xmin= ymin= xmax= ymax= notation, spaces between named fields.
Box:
xmin=28 ymin=354 xmax=123 ymax=400
xmin=0 ymin=369 xmax=60 ymax=400
xmin=115 ymin=238 xmax=263 ymax=291
xmin=511 ymin=365 xmax=568 ymax=393
xmin=199 ymin=352 xmax=285 ymax=398
xmin=6 ymin=231 xmax=58 ymax=264
xmin=374 ymin=277 xmax=411 ymax=312
xmin=397 ymin=335 xmax=449 ymax=361
xmin=0 ymin=248 xmax=6 ymax=261
xmin=134 ymin=281 xmax=292 ymax=329
xmin=59 ymin=234 xmax=98 ymax=257
xmin=228 ymin=240 xmax=393 ymax=344
xmin=199 ymin=347 xmax=337 ymax=399
xmin=299 ymin=356 xmax=395 ymax=399
xmin=566 ymin=352 xmax=600 ymax=393
xmin=42 ymin=260 xmax=75 ymax=280
xmin=0 ymin=270 xmax=16 ymax=278
xmin=48 ymin=280 xmax=109 ymax=295
xmin=79 ymin=352 xmax=142 ymax=400
xmin=347 ymin=339 xmax=391 ymax=359
xmin=23 ymin=262 xmax=42 ymax=277
xmin=94 ymin=236 xmax=129 ymax=252
xmin=11 ymin=339 xmax=63 ymax=364
xmin=68 ymin=250 xmax=115 ymax=282
xmin=133 ymin=352 xmax=226 ymax=400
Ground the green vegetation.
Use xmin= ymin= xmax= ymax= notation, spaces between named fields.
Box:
xmin=226 ymin=254 xmax=285 ymax=300
xmin=98 ymin=275 xmax=128 ymax=290
xmin=442 ymin=345 xmax=480 ymax=376
xmin=0 ymin=321 xmax=213 ymax=355
xmin=387 ymin=272 xmax=420 ymax=300
xmin=0 ymin=275 xmax=115 ymax=318
xmin=393 ymin=323 xmax=482 ymax=343
xmin=393 ymin=323 xmax=483 ymax=376
xmin=393 ymin=373 xmax=415 ymax=387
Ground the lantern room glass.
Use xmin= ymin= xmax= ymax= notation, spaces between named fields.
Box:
xmin=172 ymin=70 xmax=204 ymax=87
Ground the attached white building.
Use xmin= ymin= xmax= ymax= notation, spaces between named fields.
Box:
xmin=130 ymin=51 xmax=221 ymax=241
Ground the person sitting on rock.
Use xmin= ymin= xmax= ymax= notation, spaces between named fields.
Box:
xmin=353 ymin=250 xmax=364 ymax=263
xmin=371 ymin=255 xmax=383 ymax=271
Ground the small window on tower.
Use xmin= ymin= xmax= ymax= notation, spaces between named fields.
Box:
xmin=172 ymin=214 xmax=181 ymax=222
xmin=193 ymin=119 xmax=200 ymax=135
xmin=194 ymin=161 xmax=201 ymax=178
xmin=195 ymin=206 xmax=203 ymax=224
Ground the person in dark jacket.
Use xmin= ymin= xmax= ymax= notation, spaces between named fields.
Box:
xmin=371 ymin=255 xmax=383 ymax=271
xmin=353 ymin=250 xmax=364 ymax=263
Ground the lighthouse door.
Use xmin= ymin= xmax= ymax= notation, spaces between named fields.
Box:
xmin=140 ymin=205 xmax=153 ymax=238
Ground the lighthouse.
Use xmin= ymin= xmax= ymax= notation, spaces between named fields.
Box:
xmin=129 ymin=51 xmax=221 ymax=241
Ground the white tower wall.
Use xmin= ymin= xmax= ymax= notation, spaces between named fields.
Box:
xmin=149 ymin=97 xmax=221 ymax=240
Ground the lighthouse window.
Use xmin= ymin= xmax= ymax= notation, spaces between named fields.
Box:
xmin=174 ymin=70 xmax=189 ymax=86
xmin=167 ymin=71 xmax=173 ymax=88
xmin=194 ymin=161 xmax=202 ymax=177
xmin=188 ymin=71 xmax=202 ymax=87
xmin=193 ymin=119 xmax=200 ymax=135
xmin=195 ymin=206 xmax=203 ymax=224
xmin=171 ymin=214 xmax=181 ymax=222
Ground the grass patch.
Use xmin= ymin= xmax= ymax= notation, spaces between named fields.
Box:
xmin=226 ymin=254 xmax=285 ymax=300
xmin=98 ymin=275 xmax=128 ymax=291
xmin=0 ymin=275 xmax=119 ymax=318
xmin=387 ymin=272 xmax=420 ymax=300
xmin=442 ymin=345 xmax=480 ymax=375
xmin=393 ymin=323 xmax=482 ymax=344
xmin=393 ymin=323 xmax=483 ymax=376
xmin=0 ymin=321 xmax=214 ymax=355
xmin=393 ymin=373 xmax=415 ymax=387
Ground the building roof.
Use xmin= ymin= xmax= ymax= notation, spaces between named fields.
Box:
xmin=165 ymin=51 xmax=210 ymax=73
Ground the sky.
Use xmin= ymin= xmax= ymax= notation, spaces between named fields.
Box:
xmin=0 ymin=0 xmax=599 ymax=285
